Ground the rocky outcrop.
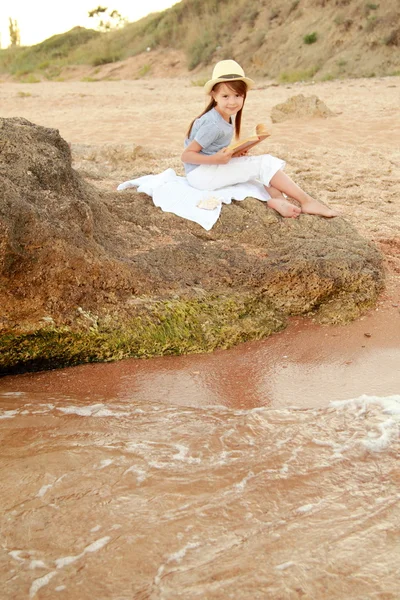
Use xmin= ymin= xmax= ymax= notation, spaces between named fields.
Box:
xmin=0 ymin=118 xmax=384 ymax=373
xmin=271 ymin=94 xmax=336 ymax=123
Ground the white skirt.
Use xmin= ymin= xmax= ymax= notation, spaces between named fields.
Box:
xmin=186 ymin=154 xmax=285 ymax=191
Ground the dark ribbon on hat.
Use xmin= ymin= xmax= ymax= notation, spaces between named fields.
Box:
xmin=220 ymin=73 xmax=243 ymax=79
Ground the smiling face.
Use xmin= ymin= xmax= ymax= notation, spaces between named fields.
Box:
xmin=211 ymin=82 xmax=245 ymax=122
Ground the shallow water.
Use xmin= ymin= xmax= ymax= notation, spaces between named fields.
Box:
xmin=1 ymin=308 xmax=400 ymax=599
xmin=1 ymin=386 xmax=399 ymax=599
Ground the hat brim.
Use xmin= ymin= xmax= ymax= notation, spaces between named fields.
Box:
xmin=204 ymin=76 xmax=255 ymax=95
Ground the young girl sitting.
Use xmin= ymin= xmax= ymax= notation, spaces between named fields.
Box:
xmin=181 ymin=59 xmax=338 ymax=219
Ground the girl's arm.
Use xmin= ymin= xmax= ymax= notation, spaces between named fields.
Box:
xmin=181 ymin=140 xmax=233 ymax=165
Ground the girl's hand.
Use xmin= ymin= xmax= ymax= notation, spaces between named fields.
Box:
xmin=213 ymin=148 xmax=233 ymax=165
xmin=234 ymin=149 xmax=249 ymax=157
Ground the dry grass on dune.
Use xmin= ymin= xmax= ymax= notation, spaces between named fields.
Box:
xmin=0 ymin=0 xmax=399 ymax=83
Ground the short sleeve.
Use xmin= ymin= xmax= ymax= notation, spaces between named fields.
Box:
xmin=194 ymin=122 xmax=219 ymax=149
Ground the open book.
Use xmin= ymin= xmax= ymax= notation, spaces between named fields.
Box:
xmin=227 ymin=123 xmax=271 ymax=157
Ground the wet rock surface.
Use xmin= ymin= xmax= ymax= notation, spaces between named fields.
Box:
xmin=0 ymin=118 xmax=384 ymax=372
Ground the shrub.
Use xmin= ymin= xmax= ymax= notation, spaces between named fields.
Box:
xmin=91 ymin=52 xmax=122 ymax=66
xmin=303 ymin=32 xmax=318 ymax=44
xmin=190 ymin=78 xmax=208 ymax=86
xmin=187 ymin=33 xmax=216 ymax=70
xmin=138 ymin=63 xmax=151 ymax=77
xmin=20 ymin=74 xmax=40 ymax=83
xmin=279 ymin=65 xmax=319 ymax=83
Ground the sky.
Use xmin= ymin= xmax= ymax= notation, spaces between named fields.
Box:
xmin=0 ymin=0 xmax=180 ymax=48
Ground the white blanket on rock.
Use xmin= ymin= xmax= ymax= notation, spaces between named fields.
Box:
xmin=117 ymin=168 xmax=270 ymax=231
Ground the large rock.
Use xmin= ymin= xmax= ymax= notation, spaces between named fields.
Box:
xmin=0 ymin=118 xmax=384 ymax=373
xmin=271 ymin=94 xmax=335 ymax=123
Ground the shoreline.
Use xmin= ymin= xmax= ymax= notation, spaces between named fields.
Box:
xmin=1 ymin=274 xmax=399 ymax=409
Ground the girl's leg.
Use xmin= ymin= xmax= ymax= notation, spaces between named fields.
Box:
xmin=269 ymin=170 xmax=338 ymax=217
xmin=264 ymin=185 xmax=301 ymax=218
xmin=187 ymin=157 xmax=302 ymax=218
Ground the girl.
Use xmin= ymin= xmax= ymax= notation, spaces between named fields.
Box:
xmin=181 ymin=60 xmax=337 ymax=219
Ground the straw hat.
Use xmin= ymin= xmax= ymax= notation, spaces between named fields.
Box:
xmin=204 ymin=60 xmax=255 ymax=94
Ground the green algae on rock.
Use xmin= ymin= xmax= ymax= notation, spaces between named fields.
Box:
xmin=0 ymin=117 xmax=384 ymax=374
xmin=0 ymin=293 xmax=286 ymax=374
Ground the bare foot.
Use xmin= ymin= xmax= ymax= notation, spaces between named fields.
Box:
xmin=300 ymin=198 xmax=338 ymax=218
xmin=268 ymin=197 xmax=301 ymax=218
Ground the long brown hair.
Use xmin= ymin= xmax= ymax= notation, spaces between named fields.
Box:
xmin=186 ymin=80 xmax=248 ymax=140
